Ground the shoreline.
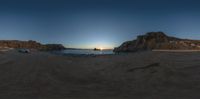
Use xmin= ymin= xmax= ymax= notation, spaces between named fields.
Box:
xmin=152 ymin=49 xmax=200 ymax=52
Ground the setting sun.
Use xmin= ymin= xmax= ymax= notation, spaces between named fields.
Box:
xmin=100 ymin=47 xmax=103 ymax=50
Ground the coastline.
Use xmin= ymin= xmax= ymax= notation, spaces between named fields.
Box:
xmin=152 ymin=49 xmax=200 ymax=52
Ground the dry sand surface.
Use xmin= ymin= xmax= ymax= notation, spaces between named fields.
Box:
xmin=0 ymin=50 xmax=200 ymax=99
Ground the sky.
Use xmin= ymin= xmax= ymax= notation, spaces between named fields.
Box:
xmin=0 ymin=0 xmax=200 ymax=49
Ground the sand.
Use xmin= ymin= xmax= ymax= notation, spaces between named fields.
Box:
xmin=0 ymin=50 xmax=200 ymax=99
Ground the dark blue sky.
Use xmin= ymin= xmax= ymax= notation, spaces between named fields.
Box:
xmin=0 ymin=0 xmax=200 ymax=48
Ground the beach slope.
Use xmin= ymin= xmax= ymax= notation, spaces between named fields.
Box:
xmin=0 ymin=50 xmax=200 ymax=99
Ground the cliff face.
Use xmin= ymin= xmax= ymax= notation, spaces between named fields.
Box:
xmin=41 ymin=44 xmax=66 ymax=51
xmin=114 ymin=32 xmax=200 ymax=52
xmin=0 ymin=40 xmax=66 ymax=51
xmin=0 ymin=40 xmax=42 ymax=49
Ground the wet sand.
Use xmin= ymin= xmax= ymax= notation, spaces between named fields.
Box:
xmin=0 ymin=50 xmax=200 ymax=99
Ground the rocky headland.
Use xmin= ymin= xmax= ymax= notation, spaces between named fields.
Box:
xmin=0 ymin=40 xmax=66 ymax=51
xmin=114 ymin=32 xmax=200 ymax=52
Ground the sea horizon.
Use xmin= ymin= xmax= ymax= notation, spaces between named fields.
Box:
xmin=52 ymin=49 xmax=114 ymax=55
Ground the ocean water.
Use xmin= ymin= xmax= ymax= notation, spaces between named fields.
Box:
xmin=53 ymin=49 xmax=114 ymax=55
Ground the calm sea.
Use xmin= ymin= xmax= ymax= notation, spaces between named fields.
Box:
xmin=53 ymin=49 xmax=114 ymax=55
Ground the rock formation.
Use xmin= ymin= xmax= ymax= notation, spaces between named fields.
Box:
xmin=114 ymin=32 xmax=200 ymax=52
xmin=0 ymin=40 xmax=66 ymax=51
xmin=94 ymin=48 xmax=101 ymax=51
xmin=0 ymin=40 xmax=42 ymax=49
xmin=41 ymin=44 xmax=66 ymax=51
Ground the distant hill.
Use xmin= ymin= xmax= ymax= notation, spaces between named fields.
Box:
xmin=0 ymin=40 xmax=66 ymax=51
xmin=114 ymin=32 xmax=200 ymax=52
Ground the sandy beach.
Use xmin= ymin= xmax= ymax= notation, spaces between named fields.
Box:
xmin=0 ymin=0 xmax=199 ymax=98
xmin=0 ymin=50 xmax=200 ymax=99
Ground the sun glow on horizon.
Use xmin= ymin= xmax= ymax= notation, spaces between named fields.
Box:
xmin=67 ymin=42 xmax=116 ymax=49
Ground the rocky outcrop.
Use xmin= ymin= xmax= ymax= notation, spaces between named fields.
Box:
xmin=0 ymin=40 xmax=66 ymax=51
xmin=41 ymin=44 xmax=66 ymax=51
xmin=0 ymin=40 xmax=42 ymax=49
xmin=114 ymin=32 xmax=200 ymax=52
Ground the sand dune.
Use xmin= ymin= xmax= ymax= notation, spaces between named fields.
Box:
xmin=0 ymin=50 xmax=200 ymax=99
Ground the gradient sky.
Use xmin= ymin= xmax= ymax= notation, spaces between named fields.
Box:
xmin=0 ymin=0 xmax=200 ymax=49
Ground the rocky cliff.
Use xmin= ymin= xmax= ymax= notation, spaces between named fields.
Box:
xmin=41 ymin=44 xmax=66 ymax=51
xmin=0 ymin=40 xmax=66 ymax=51
xmin=114 ymin=32 xmax=200 ymax=52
